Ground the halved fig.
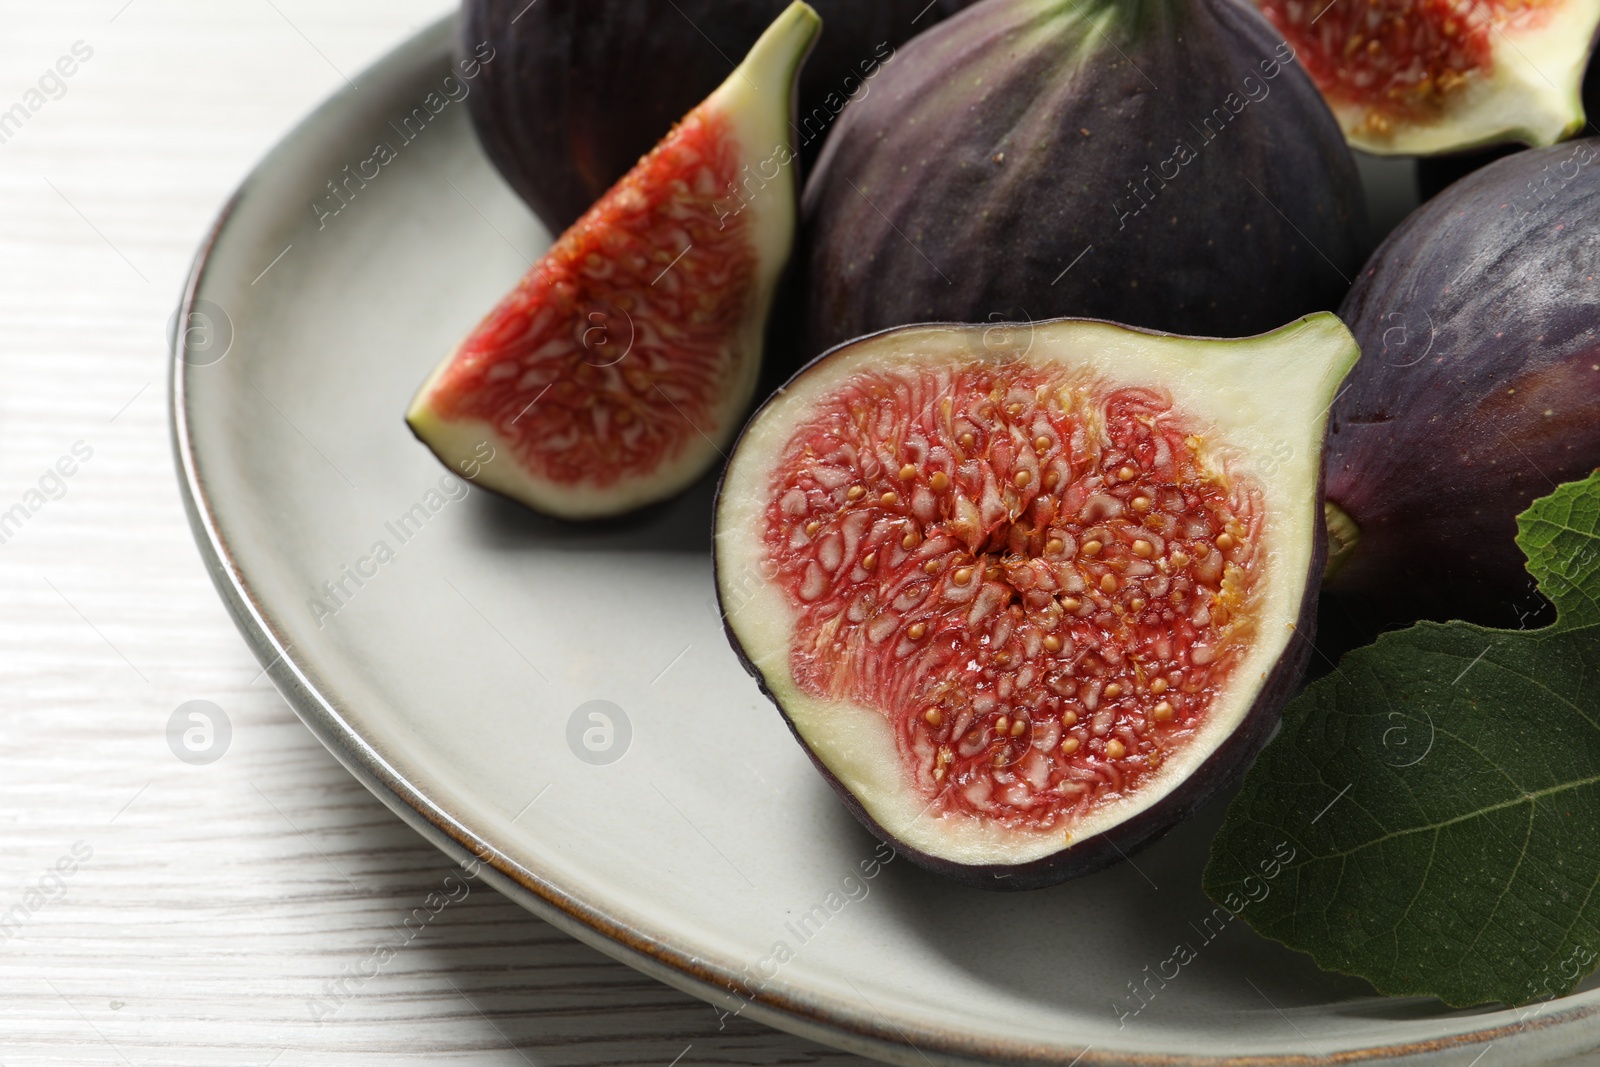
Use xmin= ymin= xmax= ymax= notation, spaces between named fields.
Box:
xmin=715 ymin=315 xmax=1359 ymax=888
xmin=1254 ymin=0 xmax=1600 ymax=154
xmin=407 ymin=3 xmax=819 ymax=519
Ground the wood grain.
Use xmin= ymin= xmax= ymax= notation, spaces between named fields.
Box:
xmin=0 ymin=2 xmax=875 ymax=1062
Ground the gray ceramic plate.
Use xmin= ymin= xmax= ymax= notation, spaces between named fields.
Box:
xmin=172 ymin=14 xmax=1600 ymax=1066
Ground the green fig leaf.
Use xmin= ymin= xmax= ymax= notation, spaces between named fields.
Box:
xmin=1203 ymin=471 xmax=1600 ymax=1008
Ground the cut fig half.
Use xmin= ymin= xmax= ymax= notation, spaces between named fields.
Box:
xmin=1256 ymin=0 xmax=1600 ymax=154
xmin=715 ymin=315 xmax=1359 ymax=888
xmin=407 ymin=3 xmax=820 ymax=519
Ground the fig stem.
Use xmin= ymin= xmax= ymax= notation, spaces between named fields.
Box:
xmin=1323 ymin=501 xmax=1362 ymax=581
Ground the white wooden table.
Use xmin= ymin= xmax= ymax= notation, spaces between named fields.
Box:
xmin=0 ymin=2 xmax=874 ymax=1062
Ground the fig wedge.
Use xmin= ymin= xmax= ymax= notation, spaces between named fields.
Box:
xmin=1254 ymin=0 xmax=1600 ymax=155
xmin=409 ymin=3 xmax=820 ymax=519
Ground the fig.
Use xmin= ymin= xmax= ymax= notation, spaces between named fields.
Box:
xmin=715 ymin=314 xmax=1359 ymax=888
xmin=801 ymin=0 xmax=1366 ymax=357
xmin=1416 ymin=58 xmax=1600 ymax=200
xmin=1253 ymin=0 xmax=1600 ymax=155
xmin=1324 ymin=137 xmax=1600 ymax=631
xmin=461 ymin=0 xmax=976 ymax=231
xmin=408 ymin=4 xmax=819 ymax=520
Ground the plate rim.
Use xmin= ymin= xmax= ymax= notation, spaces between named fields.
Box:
xmin=166 ymin=14 xmax=1600 ymax=1066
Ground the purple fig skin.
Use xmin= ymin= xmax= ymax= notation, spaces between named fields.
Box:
xmin=1325 ymin=138 xmax=1600 ymax=631
xmin=459 ymin=0 xmax=977 ymax=231
xmin=799 ymin=0 xmax=1366 ymax=358
xmin=714 ymin=321 xmax=1327 ymax=890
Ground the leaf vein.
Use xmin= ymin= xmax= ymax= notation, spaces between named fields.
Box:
xmin=1288 ymin=774 xmax=1600 ymax=865
xmin=1454 ymin=798 xmax=1536 ymax=967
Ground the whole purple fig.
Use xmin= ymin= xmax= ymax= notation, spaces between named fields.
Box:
xmin=1325 ymin=138 xmax=1600 ymax=630
xmin=801 ymin=0 xmax=1367 ymax=354
xmin=460 ymin=0 xmax=976 ymax=231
